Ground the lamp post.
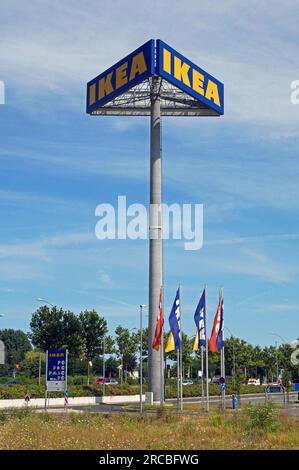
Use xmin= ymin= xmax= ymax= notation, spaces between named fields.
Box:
xmin=139 ymin=305 xmax=146 ymax=414
xmin=102 ymin=336 xmax=106 ymax=396
xmin=270 ymin=333 xmax=287 ymax=382
xmin=0 ymin=315 xmax=5 ymax=367
xmin=36 ymin=299 xmax=54 ymax=385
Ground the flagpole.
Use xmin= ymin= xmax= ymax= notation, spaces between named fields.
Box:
xmin=160 ymin=286 xmax=164 ymax=406
xmin=219 ymin=288 xmax=226 ymax=411
xmin=205 ymin=284 xmax=209 ymax=412
xmin=179 ymin=285 xmax=183 ymax=412
xmin=160 ymin=318 xmax=164 ymax=406
xmin=177 ymin=349 xmax=180 ymax=411
xmin=222 ymin=287 xmax=226 ymax=410
xmin=201 ymin=345 xmax=204 ymax=409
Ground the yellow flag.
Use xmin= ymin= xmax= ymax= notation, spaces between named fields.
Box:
xmin=165 ymin=331 xmax=175 ymax=352
xmin=192 ymin=328 xmax=199 ymax=352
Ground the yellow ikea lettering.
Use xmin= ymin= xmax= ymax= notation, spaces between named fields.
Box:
xmin=98 ymin=72 xmax=114 ymax=99
xmin=129 ymin=52 xmax=147 ymax=81
xmin=174 ymin=56 xmax=191 ymax=87
xmin=116 ymin=62 xmax=128 ymax=89
xmin=89 ymin=83 xmax=96 ymax=105
xmin=192 ymin=69 xmax=204 ymax=96
xmin=163 ymin=49 xmax=171 ymax=74
xmin=205 ymin=80 xmax=220 ymax=106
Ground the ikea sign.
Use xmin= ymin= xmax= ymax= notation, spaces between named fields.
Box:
xmin=156 ymin=40 xmax=224 ymax=115
xmin=86 ymin=39 xmax=224 ymax=115
xmin=87 ymin=40 xmax=154 ymax=114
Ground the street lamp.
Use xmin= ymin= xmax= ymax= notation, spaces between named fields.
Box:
xmin=269 ymin=333 xmax=287 ymax=382
xmin=102 ymin=336 xmax=106 ymax=396
xmin=36 ymin=298 xmax=54 ymax=385
xmin=139 ymin=304 xmax=146 ymax=414
xmin=37 ymin=298 xmax=54 ymax=307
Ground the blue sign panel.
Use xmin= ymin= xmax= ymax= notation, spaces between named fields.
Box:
xmin=266 ymin=385 xmax=283 ymax=394
xmin=86 ymin=39 xmax=155 ymax=113
xmin=294 ymin=383 xmax=299 ymax=392
xmin=156 ymin=39 xmax=224 ymax=115
xmin=47 ymin=349 xmax=67 ymax=383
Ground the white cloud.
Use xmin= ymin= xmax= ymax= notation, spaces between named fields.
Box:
xmin=1 ymin=0 xmax=299 ymax=132
xmin=99 ymin=272 xmax=111 ymax=285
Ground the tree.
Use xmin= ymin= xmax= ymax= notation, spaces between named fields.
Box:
xmin=166 ymin=332 xmax=193 ymax=366
xmin=29 ymin=305 xmax=83 ymax=357
xmin=115 ymin=326 xmax=139 ymax=380
xmin=21 ymin=351 xmax=46 ymax=378
xmin=0 ymin=329 xmax=32 ymax=369
xmin=79 ymin=310 xmax=108 ymax=384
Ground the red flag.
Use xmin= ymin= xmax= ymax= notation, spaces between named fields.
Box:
xmin=152 ymin=287 xmax=164 ymax=351
xmin=209 ymin=290 xmax=223 ymax=352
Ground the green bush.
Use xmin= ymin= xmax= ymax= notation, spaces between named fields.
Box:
xmin=67 ymin=375 xmax=86 ymax=386
xmin=244 ymin=402 xmax=279 ymax=432
xmin=0 ymin=377 xmax=266 ymax=400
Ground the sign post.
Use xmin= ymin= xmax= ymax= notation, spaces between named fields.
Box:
xmin=0 ymin=340 xmax=5 ymax=365
xmin=45 ymin=349 xmax=68 ymax=410
xmin=148 ymin=75 xmax=163 ymax=401
xmin=86 ymin=39 xmax=224 ymax=403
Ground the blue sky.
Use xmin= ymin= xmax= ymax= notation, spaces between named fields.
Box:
xmin=0 ymin=0 xmax=299 ymax=345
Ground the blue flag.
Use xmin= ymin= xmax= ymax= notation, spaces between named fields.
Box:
xmin=169 ymin=288 xmax=181 ymax=350
xmin=194 ymin=289 xmax=206 ymax=348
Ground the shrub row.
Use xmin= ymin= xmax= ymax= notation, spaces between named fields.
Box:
xmin=0 ymin=382 xmax=266 ymax=400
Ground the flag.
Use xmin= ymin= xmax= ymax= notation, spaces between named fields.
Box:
xmin=209 ymin=290 xmax=224 ymax=352
xmin=193 ymin=289 xmax=206 ymax=351
xmin=165 ymin=288 xmax=181 ymax=352
xmin=152 ymin=287 xmax=164 ymax=351
xmin=192 ymin=328 xmax=199 ymax=352
xmin=165 ymin=331 xmax=175 ymax=352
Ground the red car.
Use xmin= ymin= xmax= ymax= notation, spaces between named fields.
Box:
xmin=94 ymin=377 xmax=118 ymax=385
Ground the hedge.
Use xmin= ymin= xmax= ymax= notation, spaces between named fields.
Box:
xmin=0 ymin=382 xmax=266 ymax=400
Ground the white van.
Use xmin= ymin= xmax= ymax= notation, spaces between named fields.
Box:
xmin=247 ymin=378 xmax=260 ymax=386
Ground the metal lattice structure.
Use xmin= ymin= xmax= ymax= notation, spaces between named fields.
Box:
xmin=90 ymin=77 xmax=220 ymax=117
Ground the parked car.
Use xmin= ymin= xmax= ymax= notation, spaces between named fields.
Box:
xmin=182 ymin=379 xmax=193 ymax=386
xmin=94 ymin=378 xmax=119 ymax=385
xmin=247 ymin=378 xmax=261 ymax=386
xmin=211 ymin=376 xmax=221 ymax=384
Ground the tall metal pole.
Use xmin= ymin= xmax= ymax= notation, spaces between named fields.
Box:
xmin=102 ymin=336 xmax=106 ymax=397
xmin=140 ymin=305 xmax=143 ymax=414
xmin=148 ymin=76 xmax=163 ymax=402
xmin=201 ymin=345 xmax=205 ymax=409
xmin=179 ymin=286 xmax=183 ymax=412
xmin=205 ymin=284 xmax=210 ymax=412
xmin=275 ymin=341 xmax=279 ymax=381
xmin=38 ymin=351 xmax=42 ymax=386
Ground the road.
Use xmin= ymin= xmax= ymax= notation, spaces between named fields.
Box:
xmin=36 ymin=392 xmax=298 ymax=414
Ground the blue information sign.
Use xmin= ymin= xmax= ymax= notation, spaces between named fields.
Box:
xmin=46 ymin=349 xmax=68 ymax=392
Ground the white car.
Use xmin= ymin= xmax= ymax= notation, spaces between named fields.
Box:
xmin=247 ymin=378 xmax=260 ymax=386
xmin=182 ymin=379 xmax=193 ymax=386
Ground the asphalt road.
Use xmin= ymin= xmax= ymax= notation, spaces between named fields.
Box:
xmin=39 ymin=392 xmax=298 ymax=413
